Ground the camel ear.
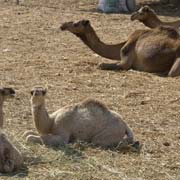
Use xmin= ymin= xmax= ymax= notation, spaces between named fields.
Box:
xmin=82 ymin=20 xmax=90 ymax=27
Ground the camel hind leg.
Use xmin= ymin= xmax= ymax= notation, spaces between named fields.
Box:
xmin=168 ymin=58 xmax=180 ymax=77
xmin=91 ymin=126 xmax=128 ymax=148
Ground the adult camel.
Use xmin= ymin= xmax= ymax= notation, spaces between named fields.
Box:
xmin=61 ymin=20 xmax=180 ymax=77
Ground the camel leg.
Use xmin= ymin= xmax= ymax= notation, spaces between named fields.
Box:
xmin=91 ymin=126 xmax=128 ymax=148
xmin=99 ymin=42 xmax=134 ymax=71
xmin=41 ymin=134 xmax=70 ymax=146
xmin=26 ymin=134 xmax=70 ymax=147
xmin=23 ymin=130 xmax=38 ymax=138
xmin=168 ymin=58 xmax=180 ymax=77
xmin=26 ymin=135 xmax=43 ymax=144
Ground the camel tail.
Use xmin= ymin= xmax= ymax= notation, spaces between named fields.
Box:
xmin=125 ymin=125 xmax=134 ymax=144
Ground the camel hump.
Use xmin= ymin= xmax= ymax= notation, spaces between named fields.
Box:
xmin=157 ymin=26 xmax=179 ymax=38
xmin=80 ymin=98 xmax=109 ymax=112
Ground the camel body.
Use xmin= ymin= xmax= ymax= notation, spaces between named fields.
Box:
xmin=131 ymin=6 xmax=180 ymax=29
xmin=0 ymin=130 xmax=23 ymax=173
xmin=61 ymin=20 xmax=180 ymax=77
xmin=0 ymin=87 xmax=23 ymax=173
xmin=24 ymin=87 xmax=135 ymax=148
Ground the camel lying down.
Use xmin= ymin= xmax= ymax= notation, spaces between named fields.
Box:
xmin=0 ymin=87 xmax=23 ymax=173
xmin=0 ymin=130 xmax=23 ymax=173
xmin=24 ymin=87 xmax=139 ymax=149
xmin=61 ymin=20 xmax=180 ymax=77
xmin=131 ymin=6 xmax=180 ymax=30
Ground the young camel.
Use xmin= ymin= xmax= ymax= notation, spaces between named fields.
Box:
xmin=24 ymin=87 xmax=138 ymax=149
xmin=0 ymin=129 xmax=23 ymax=173
xmin=61 ymin=20 xmax=180 ymax=77
xmin=131 ymin=6 xmax=180 ymax=29
xmin=0 ymin=87 xmax=23 ymax=173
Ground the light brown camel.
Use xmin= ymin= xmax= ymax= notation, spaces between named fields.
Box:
xmin=131 ymin=6 xmax=180 ymax=29
xmin=61 ymin=20 xmax=180 ymax=77
xmin=0 ymin=87 xmax=15 ymax=128
xmin=0 ymin=129 xmax=23 ymax=173
xmin=24 ymin=87 xmax=139 ymax=149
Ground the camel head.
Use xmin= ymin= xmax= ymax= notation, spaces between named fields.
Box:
xmin=0 ymin=87 xmax=15 ymax=104
xmin=30 ymin=87 xmax=47 ymax=106
xmin=60 ymin=20 xmax=91 ymax=35
xmin=0 ymin=131 xmax=16 ymax=173
xmin=131 ymin=6 xmax=155 ymax=21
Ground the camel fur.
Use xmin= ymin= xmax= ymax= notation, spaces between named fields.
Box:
xmin=0 ymin=129 xmax=23 ymax=173
xmin=0 ymin=87 xmax=15 ymax=128
xmin=24 ymin=87 xmax=137 ymax=148
xmin=0 ymin=87 xmax=23 ymax=173
xmin=131 ymin=6 xmax=180 ymax=30
xmin=61 ymin=20 xmax=180 ymax=77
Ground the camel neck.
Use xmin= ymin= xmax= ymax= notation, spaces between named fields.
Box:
xmin=76 ymin=26 xmax=126 ymax=60
xmin=32 ymin=103 xmax=53 ymax=135
xmin=0 ymin=102 xmax=4 ymax=128
xmin=142 ymin=14 xmax=162 ymax=29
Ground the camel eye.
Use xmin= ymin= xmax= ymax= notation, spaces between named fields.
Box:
xmin=74 ymin=23 xmax=79 ymax=27
xmin=82 ymin=20 xmax=89 ymax=26
xmin=42 ymin=91 xmax=46 ymax=95
xmin=30 ymin=91 xmax=34 ymax=95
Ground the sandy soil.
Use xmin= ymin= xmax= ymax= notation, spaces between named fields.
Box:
xmin=0 ymin=0 xmax=179 ymax=179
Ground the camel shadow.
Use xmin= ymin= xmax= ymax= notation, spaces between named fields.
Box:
xmin=49 ymin=143 xmax=85 ymax=159
xmin=0 ymin=165 xmax=28 ymax=178
xmin=53 ymin=140 xmax=141 ymax=156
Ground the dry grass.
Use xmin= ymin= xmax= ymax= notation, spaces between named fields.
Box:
xmin=0 ymin=0 xmax=180 ymax=179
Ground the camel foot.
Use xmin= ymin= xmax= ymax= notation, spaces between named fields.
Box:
xmin=26 ymin=135 xmax=43 ymax=145
xmin=23 ymin=130 xmax=38 ymax=138
xmin=98 ymin=63 xmax=121 ymax=71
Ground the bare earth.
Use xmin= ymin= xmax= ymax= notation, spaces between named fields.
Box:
xmin=0 ymin=0 xmax=180 ymax=179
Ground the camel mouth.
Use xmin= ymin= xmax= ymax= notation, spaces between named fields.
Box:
xmin=60 ymin=21 xmax=74 ymax=31
xmin=130 ymin=13 xmax=138 ymax=21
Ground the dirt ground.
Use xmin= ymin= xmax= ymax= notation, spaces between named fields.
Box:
xmin=0 ymin=0 xmax=180 ymax=179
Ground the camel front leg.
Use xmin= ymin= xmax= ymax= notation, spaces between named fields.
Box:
xmin=41 ymin=134 xmax=69 ymax=147
xmin=23 ymin=130 xmax=38 ymax=138
xmin=99 ymin=42 xmax=134 ymax=71
xmin=168 ymin=58 xmax=180 ymax=77
xmin=26 ymin=135 xmax=43 ymax=144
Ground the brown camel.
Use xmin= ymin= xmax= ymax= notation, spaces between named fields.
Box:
xmin=0 ymin=87 xmax=23 ymax=173
xmin=0 ymin=129 xmax=23 ymax=173
xmin=24 ymin=87 xmax=139 ymax=149
xmin=131 ymin=6 xmax=180 ymax=29
xmin=61 ymin=20 xmax=180 ymax=77
xmin=0 ymin=87 xmax=15 ymax=128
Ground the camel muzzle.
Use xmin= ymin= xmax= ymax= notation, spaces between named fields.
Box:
xmin=3 ymin=88 xmax=15 ymax=97
xmin=130 ymin=12 xmax=138 ymax=21
xmin=60 ymin=22 xmax=74 ymax=31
